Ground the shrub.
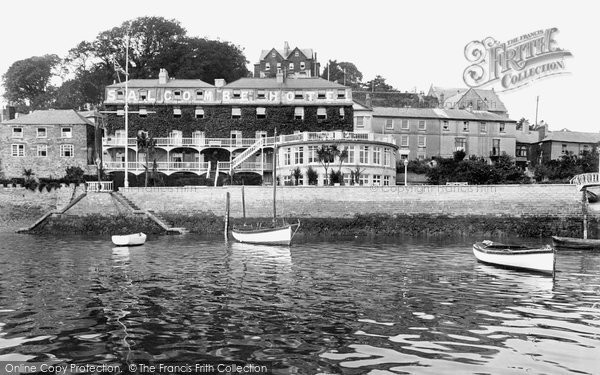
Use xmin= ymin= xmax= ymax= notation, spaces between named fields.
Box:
xmin=307 ymin=166 xmax=319 ymax=185
xmin=64 ymin=166 xmax=85 ymax=184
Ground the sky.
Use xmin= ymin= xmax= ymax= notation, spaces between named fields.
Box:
xmin=0 ymin=0 xmax=598 ymax=133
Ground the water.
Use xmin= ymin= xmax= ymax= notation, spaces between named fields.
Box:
xmin=0 ymin=233 xmax=599 ymax=374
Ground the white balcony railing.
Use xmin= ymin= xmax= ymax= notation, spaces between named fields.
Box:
xmin=86 ymin=181 xmax=113 ymax=192
xmin=103 ymin=161 xmax=210 ymax=172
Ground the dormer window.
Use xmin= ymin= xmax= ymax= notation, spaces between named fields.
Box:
xmin=337 ymin=90 xmax=346 ymax=99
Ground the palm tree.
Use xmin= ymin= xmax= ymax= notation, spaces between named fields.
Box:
xmin=317 ymin=144 xmax=340 ymax=185
xmin=136 ymin=131 xmax=157 ymax=187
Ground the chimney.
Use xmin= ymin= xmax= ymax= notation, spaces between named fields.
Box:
xmin=214 ymin=79 xmax=226 ymax=88
xmin=276 ymin=69 xmax=284 ymax=84
xmin=365 ymin=93 xmax=372 ymax=108
xmin=284 ymin=41 xmax=290 ymax=56
xmin=158 ymin=68 xmax=169 ymax=84
xmin=439 ymin=93 xmax=445 ymax=108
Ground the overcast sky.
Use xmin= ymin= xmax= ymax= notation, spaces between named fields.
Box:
xmin=1 ymin=0 xmax=597 ymax=133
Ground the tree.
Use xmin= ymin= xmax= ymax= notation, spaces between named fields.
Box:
xmin=317 ymin=145 xmax=340 ymax=185
xmin=362 ymin=75 xmax=396 ymax=92
xmin=137 ymin=131 xmax=157 ymax=187
xmin=321 ymin=60 xmax=363 ymax=89
xmin=2 ymin=54 xmax=61 ymax=111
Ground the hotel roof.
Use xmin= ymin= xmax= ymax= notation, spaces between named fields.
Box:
xmin=224 ymin=77 xmax=347 ymax=90
xmin=372 ymin=107 xmax=515 ymax=122
xmin=541 ymin=131 xmax=600 ymax=144
xmin=259 ymin=47 xmax=314 ymax=60
xmin=107 ymin=78 xmax=214 ymax=89
xmin=2 ymin=109 xmax=94 ymax=125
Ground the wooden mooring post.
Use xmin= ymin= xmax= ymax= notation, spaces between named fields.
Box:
xmin=224 ymin=192 xmax=230 ymax=241
xmin=582 ymin=188 xmax=588 ymax=239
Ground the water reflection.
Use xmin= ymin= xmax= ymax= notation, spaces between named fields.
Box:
xmin=0 ymin=234 xmax=598 ymax=373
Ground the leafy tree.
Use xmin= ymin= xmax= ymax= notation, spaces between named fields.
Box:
xmin=306 ymin=166 xmax=319 ymax=185
xmin=292 ymin=167 xmax=302 ymax=186
xmin=321 ymin=60 xmax=363 ymax=88
xmin=2 ymin=54 xmax=61 ymax=111
xmin=136 ymin=131 xmax=157 ymax=187
xmin=362 ymin=75 xmax=396 ymax=92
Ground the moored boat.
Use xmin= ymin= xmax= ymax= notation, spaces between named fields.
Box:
xmin=472 ymin=240 xmax=555 ymax=274
xmin=552 ymin=236 xmax=600 ymax=250
xmin=231 ymin=221 xmax=300 ymax=246
xmin=111 ymin=232 xmax=147 ymax=246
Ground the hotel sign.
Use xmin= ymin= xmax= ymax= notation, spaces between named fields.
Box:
xmin=105 ymin=88 xmax=349 ymax=104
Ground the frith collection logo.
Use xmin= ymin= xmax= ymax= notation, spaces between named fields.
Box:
xmin=463 ymin=28 xmax=573 ymax=91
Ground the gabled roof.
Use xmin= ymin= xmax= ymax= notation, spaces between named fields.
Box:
xmin=353 ymin=100 xmax=372 ymax=112
xmin=2 ymin=109 xmax=94 ymax=126
xmin=259 ymin=46 xmax=314 ymax=60
xmin=429 ymin=86 xmax=467 ymax=101
xmin=372 ymin=107 xmax=515 ymax=122
xmin=471 ymin=89 xmax=507 ymax=112
xmin=541 ymin=131 xmax=600 ymax=144
xmin=433 ymin=86 xmax=507 ymax=112
xmin=107 ymin=78 xmax=213 ymax=89
xmin=224 ymin=77 xmax=346 ymax=90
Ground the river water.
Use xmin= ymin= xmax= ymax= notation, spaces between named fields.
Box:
xmin=0 ymin=233 xmax=599 ymax=374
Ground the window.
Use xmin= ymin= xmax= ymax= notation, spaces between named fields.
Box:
xmin=418 ymin=135 xmax=426 ymax=147
xmin=499 ymin=123 xmax=506 ymax=132
xmin=139 ymin=90 xmax=148 ymax=101
xmin=516 ymin=145 xmax=527 ymax=157
xmin=317 ymin=107 xmax=327 ymax=120
xmin=284 ymin=147 xmax=291 ymax=166
xmin=307 ymin=146 xmax=318 ymax=163
xmin=295 ymin=90 xmax=303 ymax=100
xmin=265 ymin=63 xmax=270 ymax=70
xmin=36 ymin=144 xmax=47 ymax=157
xmin=256 ymin=107 xmax=266 ymax=119
xmin=383 ymin=175 xmax=390 ymax=186
xmin=300 ymin=61 xmax=306 ymax=70
xmin=480 ymin=122 xmax=487 ymax=133
xmin=37 ymin=128 xmax=47 ymax=138
xmin=172 ymin=107 xmax=181 ymax=118
xmin=401 ymin=119 xmax=409 ymax=130
xmin=492 ymin=139 xmax=500 ymax=156
xmin=173 ymin=90 xmax=182 ymax=99
xmin=117 ymin=90 xmax=124 ymax=99
xmin=562 ymin=144 xmax=567 ymax=153
xmin=277 ymin=62 xmax=281 ymax=70
xmin=257 ymin=90 xmax=266 ymax=99
xmin=318 ymin=90 xmax=326 ymax=99
xmin=463 ymin=121 xmax=470 ymax=132
xmin=347 ymin=146 xmax=355 ymax=164
xmin=359 ymin=175 xmax=369 ymax=186
xmin=339 ymin=108 xmax=345 ymax=119
xmin=272 ymin=52 xmax=276 ymax=58
xmin=195 ymin=107 xmax=205 ymax=119
xmin=289 ymin=63 xmax=294 ymax=70
xmin=192 ymin=131 xmax=205 ymax=140
xmin=417 ymin=153 xmax=426 ymax=160
xmin=12 ymin=127 xmax=23 ymax=138
xmin=11 ymin=144 xmax=24 ymax=157
xmin=61 ymin=127 xmax=72 ymax=138
xmin=373 ymin=147 xmax=381 ymax=164
xmin=139 ymin=107 xmax=148 ymax=117
xmin=231 ymin=108 xmax=241 ymax=119
xmin=455 ymin=137 xmax=466 ymax=151
xmin=401 ymin=135 xmax=409 ymax=147
xmin=442 ymin=121 xmax=449 ymax=131
xmin=294 ymin=107 xmax=304 ymax=120
xmin=295 ymin=146 xmax=304 ymax=165
xmin=196 ymin=90 xmax=204 ymax=100
xmin=418 ymin=120 xmax=426 ymax=130
xmin=60 ymin=144 xmax=74 ymax=157
xmin=117 ymin=109 xmax=125 ymax=116
xmin=359 ymin=146 xmax=369 ymax=164
xmin=337 ymin=90 xmax=346 ymax=99
xmin=295 ymin=51 xmax=299 ymax=57
xmin=343 ymin=174 xmax=352 ymax=186
xmin=385 ymin=119 xmax=394 ymax=130
xmin=372 ymin=175 xmax=381 ymax=186
xmin=233 ymin=90 xmax=241 ymax=99
xmin=356 ymin=117 xmax=365 ymax=128
xmin=384 ymin=148 xmax=391 ymax=166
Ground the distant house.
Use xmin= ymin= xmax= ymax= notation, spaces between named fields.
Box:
xmin=428 ymin=86 xmax=508 ymax=117
xmin=0 ymin=109 xmax=97 ymax=178
xmin=253 ymin=41 xmax=320 ymax=78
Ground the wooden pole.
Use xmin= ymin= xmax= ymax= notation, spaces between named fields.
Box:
xmin=241 ymin=184 xmax=246 ymax=221
xmin=224 ymin=192 xmax=230 ymax=241
xmin=582 ymin=188 xmax=588 ymax=240
xmin=273 ymin=129 xmax=277 ymax=223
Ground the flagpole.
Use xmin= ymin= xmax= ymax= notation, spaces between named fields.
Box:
xmin=124 ymin=32 xmax=130 ymax=188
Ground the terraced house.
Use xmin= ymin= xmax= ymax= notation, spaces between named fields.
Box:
xmin=0 ymin=110 xmax=97 ymax=178
xmin=366 ymin=107 xmax=517 ymax=161
xmin=102 ymin=69 xmax=398 ymax=186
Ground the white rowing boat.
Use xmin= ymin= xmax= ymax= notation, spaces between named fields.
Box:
xmin=231 ymin=221 xmax=300 ymax=246
xmin=111 ymin=232 xmax=147 ymax=246
xmin=472 ymin=240 xmax=555 ymax=274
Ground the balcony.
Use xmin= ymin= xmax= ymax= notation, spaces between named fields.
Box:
xmin=103 ymin=161 xmax=211 ymax=174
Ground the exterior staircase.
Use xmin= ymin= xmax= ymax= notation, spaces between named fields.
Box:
xmin=112 ymin=191 xmax=188 ymax=234
xmin=16 ymin=190 xmax=88 ymax=233
xmin=231 ymin=138 xmax=264 ymax=169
